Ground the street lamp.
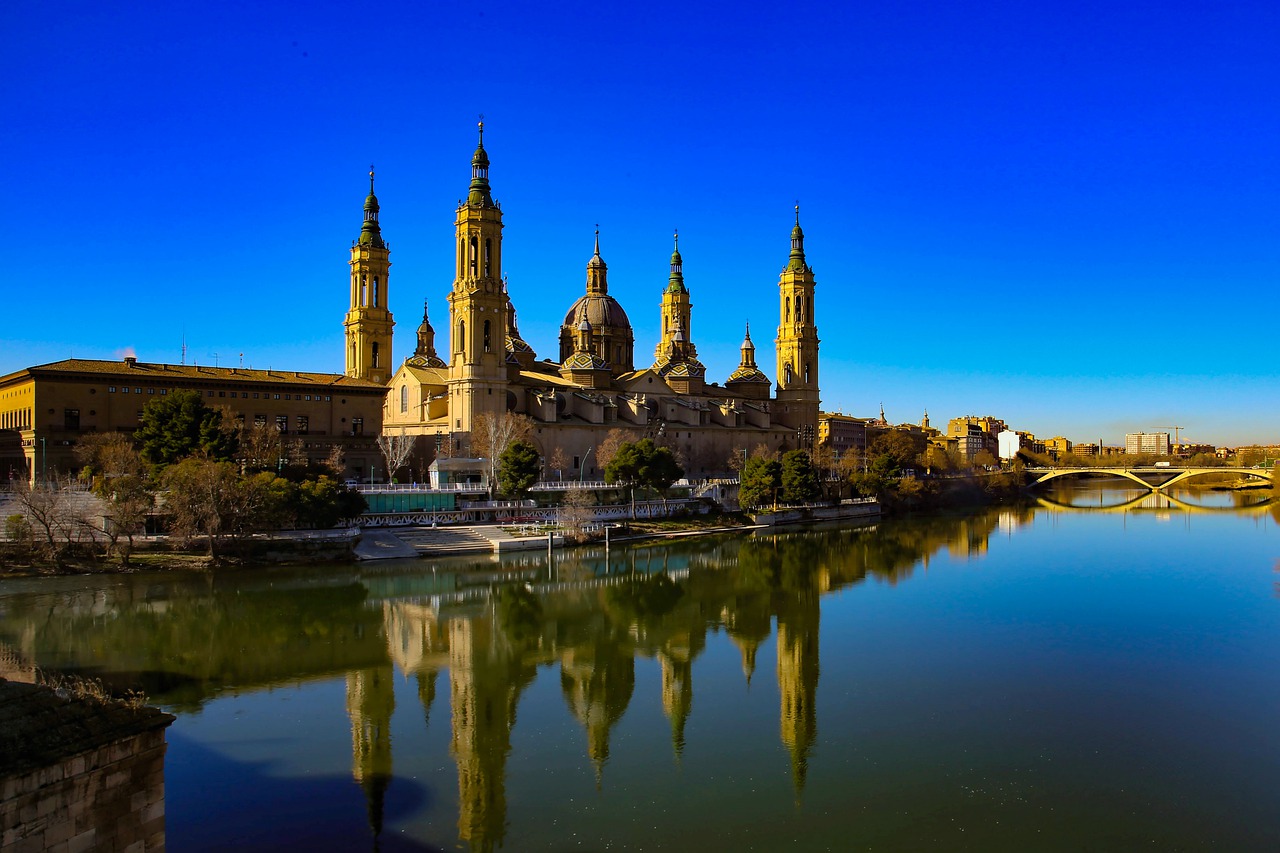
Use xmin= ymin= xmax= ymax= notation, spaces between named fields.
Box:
xmin=579 ymin=447 xmax=594 ymax=484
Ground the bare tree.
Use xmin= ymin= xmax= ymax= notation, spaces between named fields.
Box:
xmin=557 ymin=487 xmax=596 ymax=543
xmin=548 ymin=447 xmax=568 ymax=482
xmin=323 ymin=444 xmax=346 ymax=478
xmin=470 ymin=413 xmax=533 ymax=494
xmin=11 ymin=476 xmax=92 ymax=565
xmin=74 ymin=432 xmax=153 ymax=565
xmin=376 ymin=428 xmax=415 ymax=483
xmin=237 ymin=421 xmax=284 ymax=472
xmin=596 ymin=428 xmax=640 ymax=472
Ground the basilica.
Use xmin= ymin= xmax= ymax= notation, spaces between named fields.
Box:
xmin=358 ymin=125 xmax=821 ymax=479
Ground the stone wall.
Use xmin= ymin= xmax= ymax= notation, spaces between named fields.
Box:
xmin=1 ymin=678 xmax=173 ymax=853
xmin=2 ymin=727 xmax=167 ymax=853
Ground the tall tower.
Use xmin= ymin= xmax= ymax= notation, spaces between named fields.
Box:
xmin=447 ymin=122 xmax=510 ymax=437
xmin=774 ymin=205 xmax=820 ymax=441
xmin=654 ymin=231 xmax=696 ymax=365
xmin=344 ymin=168 xmax=394 ymax=384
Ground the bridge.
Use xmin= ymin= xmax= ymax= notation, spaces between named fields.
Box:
xmin=1026 ymin=466 xmax=1273 ymax=491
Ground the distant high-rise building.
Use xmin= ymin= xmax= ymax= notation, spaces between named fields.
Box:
xmin=1125 ymin=432 xmax=1170 ymax=455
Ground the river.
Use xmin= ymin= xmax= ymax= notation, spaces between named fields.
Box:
xmin=1 ymin=482 xmax=1278 ymax=851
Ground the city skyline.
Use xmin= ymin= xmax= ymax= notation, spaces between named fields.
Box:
xmin=5 ymin=2 xmax=1277 ymax=445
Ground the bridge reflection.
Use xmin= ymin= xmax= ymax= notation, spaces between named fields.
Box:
xmin=1035 ymin=491 xmax=1276 ymax=515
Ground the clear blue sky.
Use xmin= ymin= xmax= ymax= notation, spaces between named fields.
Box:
xmin=4 ymin=1 xmax=1277 ymax=446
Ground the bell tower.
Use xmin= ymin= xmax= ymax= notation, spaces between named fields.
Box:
xmin=446 ymin=122 xmax=510 ymax=437
xmin=774 ymin=205 xmax=820 ymax=441
xmin=653 ymin=231 xmax=697 ymax=366
xmin=344 ymin=167 xmax=394 ymax=384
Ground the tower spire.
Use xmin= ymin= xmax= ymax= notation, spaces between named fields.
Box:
xmin=467 ymin=118 xmax=494 ymax=207
xmin=359 ymin=164 xmax=384 ymax=248
xmin=788 ymin=202 xmax=806 ymax=271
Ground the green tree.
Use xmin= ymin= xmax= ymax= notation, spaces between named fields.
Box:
xmin=136 ymin=390 xmax=237 ymax=467
xmin=498 ymin=440 xmax=541 ymax=498
xmin=605 ymin=438 xmax=683 ymax=493
xmin=780 ymin=450 xmax=821 ymax=503
xmin=868 ymin=430 xmax=928 ymax=472
xmin=739 ymin=455 xmax=782 ymax=509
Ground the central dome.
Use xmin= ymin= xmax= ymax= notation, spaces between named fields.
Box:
xmin=561 ymin=294 xmax=631 ymax=331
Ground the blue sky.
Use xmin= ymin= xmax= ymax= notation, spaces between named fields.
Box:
xmin=3 ymin=1 xmax=1277 ymax=445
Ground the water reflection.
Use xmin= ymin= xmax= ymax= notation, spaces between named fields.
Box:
xmin=6 ymin=489 xmax=1270 ymax=850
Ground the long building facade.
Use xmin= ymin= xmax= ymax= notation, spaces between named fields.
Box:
xmin=379 ymin=125 xmax=822 ymax=479
xmin=0 ymin=359 xmax=387 ymax=483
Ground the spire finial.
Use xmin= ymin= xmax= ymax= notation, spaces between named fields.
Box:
xmin=795 ymin=201 xmax=800 ymax=226
xmin=594 ymin=225 xmax=600 ymax=257
xmin=477 ymin=114 xmax=484 ymax=144
xmin=673 ymin=229 xmax=679 ymax=251
xmin=369 ymin=164 xmax=376 ymax=193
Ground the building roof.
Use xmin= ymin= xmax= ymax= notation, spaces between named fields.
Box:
xmin=5 ymin=358 xmax=387 ymax=391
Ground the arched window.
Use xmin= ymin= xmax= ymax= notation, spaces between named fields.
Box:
xmin=373 ymin=276 xmax=379 ymax=307
xmin=469 ymin=236 xmax=478 ymax=275
xmin=785 ymin=363 xmax=793 ymax=383
xmin=458 ymin=320 xmax=465 ymax=353
xmin=797 ymin=295 xmax=803 ymax=322
xmin=372 ymin=342 xmax=380 ymax=368
xmin=361 ymin=274 xmax=367 ymax=306
xmin=400 ymin=385 xmax=408 ymax=413
xmin=785 ymin=296 xmax=791 ymax=322
xmin=804 ymin=363 xmax=810 ymax=383
xmin=483 ymin=320 xmax=492 ymax=351
xmin=484 ymin=238 xmax=491 ymax=276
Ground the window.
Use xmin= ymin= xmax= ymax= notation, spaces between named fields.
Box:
xmin=207 ymin=391 xmax=214 ymax=397
xmin=458 ymin=320 xmax=465 ymax=353
xmin=108 ymin=386 xmax=116 ymax=393
xmin=483 ymin=320 xmax=491 ymax=352
xmin=484 ymin=238 xmax=491 ymax=276
xmin=64 ymin=409 xmax=79 ymax=430
xmin=372 ymin=276 xmax=379 ymax=307
xmin=372 ymin=342 xmax=380 ymax=368
xmin=276 ymin=415 xmax=289 ymax=434
xmin=135 ymin=388 xmax=141 ymax=394
xmin=122 ymin=386 xmax=130 ymax=394
xmin=230 ymin=392 xmax=236 ymax=398
xmin=147 ymin=388 xmax=154 ymax=395
xmin=785 ymin=296 xmax=791 ymax=322
xmin=400 ymin=385 xmax=408 ymax=413
xmin=296 ymin=415 xmax=309 ymax=435
xmin=253 ymin=392 xmax=259 ymax=399
xmin=285 ymin=394 xmax=291 ymax=400
xmin=351 ymin=417 xmax=364 ymax=436
xmin=218 ymin=391 xmax=225 ymax=397
xmin=304 ymin=395 xmax=311 ymax=401
xmin=160 ymin=389 xmax=167 ymax=395
xmin=469 ymin=236 xmax=477 ymax=275
xmin=361 ymin=274 xmax=367 ymax=306
xmin=254 ymin=414 xmax=267 ymax=427
xmin=273 ymin=394 xmax=280 ymax=400
xmin=324 ymin=396 xmax=331 ymax=402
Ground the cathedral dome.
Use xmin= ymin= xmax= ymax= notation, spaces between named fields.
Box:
xmin=561 ymin=294 xmax=632 ymax=333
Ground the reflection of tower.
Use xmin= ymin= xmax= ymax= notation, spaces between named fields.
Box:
xmin=776 ymin=586 xmax=820 ymax=797
xmin=721 ymin=599 xmax=773 ymax=687
xmin=560 ymin=642 xmax=636 ymax=783
xmin=659 ymin=644 xmax=693 ymax=758
xmin=345 ymin=665 xmax=395 ymax=840
xmin=448 ymin=617 xmax=534 ymax=853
